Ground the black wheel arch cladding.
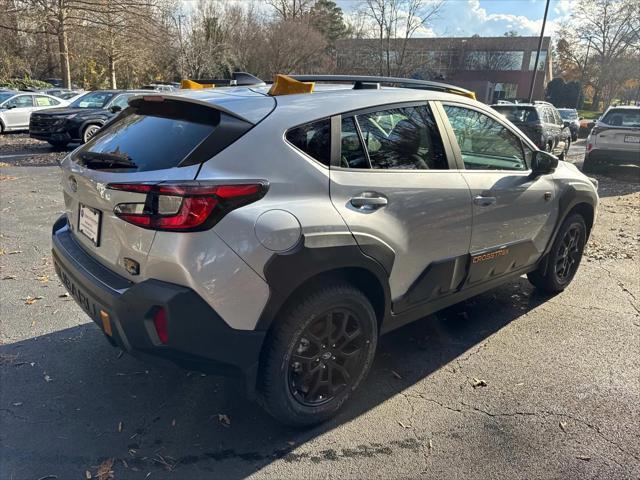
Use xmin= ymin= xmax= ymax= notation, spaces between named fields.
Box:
xmin=255 ymin=239 xmax=392 ymax=332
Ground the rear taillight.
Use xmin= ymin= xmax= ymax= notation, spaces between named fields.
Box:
xmin=586 ymin=143 xmax=593 ymax=152
xmin=107 ymin=181 xmax=268 ymax=231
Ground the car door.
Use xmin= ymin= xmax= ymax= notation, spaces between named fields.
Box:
xmin=3 ymin=94 xmax=34 ymax=129
xmin=542 ymin=106 xmax=560 ymax=153
xmin=438 ymin=102 xmax=558 ymax=286
xmin=329 ymin=102 xmax=473 ymax=313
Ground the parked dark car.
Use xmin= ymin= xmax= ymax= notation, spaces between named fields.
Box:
xmin=29 ymin=90 xmax=146 ymax=146
xmin=557 ymin=108 xmax=580 ymax=141
xmin=491 ymin=101 xmax=572 ymax=159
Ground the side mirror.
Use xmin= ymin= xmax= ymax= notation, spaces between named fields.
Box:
xmin=531 ymin=150 xmax=558 ymax=176
xmin=109 ymin=105 xmax=122 ymax=113
xmin=563 ymin=120 xmax=571 ymax=128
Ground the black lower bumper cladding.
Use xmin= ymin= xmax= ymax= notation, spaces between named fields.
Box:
xmin=51 ymin=215 xmax=265 ymax=393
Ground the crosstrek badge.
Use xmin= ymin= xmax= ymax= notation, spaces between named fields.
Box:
xmin=472 ymin=248 xmax=510 ymax=263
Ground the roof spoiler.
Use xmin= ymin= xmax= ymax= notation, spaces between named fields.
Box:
xmin=181 ymin=72 xmax=265 ymax=89
xmin=288 ymin=75 xmax=476 ymax=100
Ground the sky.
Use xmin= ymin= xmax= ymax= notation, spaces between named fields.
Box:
xmin=336 ymin=0 xmax=576 ymax=38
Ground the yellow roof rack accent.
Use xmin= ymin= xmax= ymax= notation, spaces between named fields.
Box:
xmin=448 ymin=88 xmax=475 ymax=100
xmin=180 ymin=79 xmax=215 ymax=90
xmin=268 ymin=74 xmax=314 ymax=96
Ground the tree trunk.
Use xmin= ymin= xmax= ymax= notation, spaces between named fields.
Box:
xmin=57 ymin=10 xmax=71 ymax=88
xmin=108 ymin=55 xmax=117 ymax=89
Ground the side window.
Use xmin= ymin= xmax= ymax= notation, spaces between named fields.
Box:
xmin=6 ymin=95 xmax=33 ymax=108
xmin=111 ymin=94 xmax=132 ymax=109
xmin=443 ymin=104 xmax=527 ymax=171
xmin=286 ymin=119 xmax=331 ymax=166
xmin=542 ymin=107 xmax=554 ymax=124
xmin=552 ymin=109 xmax=563 ymax=125
xmin=355 ymin=105 xmax=448 ymax=170
xmin=340 ymin=117 xmax=369 ymax=168
xmin=34 ymin=95 xmax=59 ymax=107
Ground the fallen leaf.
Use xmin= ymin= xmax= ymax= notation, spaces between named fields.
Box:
xmin=85 ymin=471 xmax=92 ymax=479
xmin=428 ymin=439 xmax=433 ymax=449
xmin=471 ymin=378 xmax=487 ymax=388
xmin=58 ymin=292 xmax=69 ymax=298
xmin=217 ymin=414 xmax=231 ymax=427
xmin=559 ymin=421 xmax=567 ymax=432
xmin=287 ymin=440 xmax=296 ymax=446
xmin=171 ymin=418 xmax=176 ymax=427
xmin=12 ymin=402 xmax=23 ymax=406
xmin=24 ymin=296 xmax=43 ymax=305
xmin=398 ymin=420 xmax=411 ymax=428
xmin=8 ymin=250 xmax=22 ymax=255
xmin=44 ymin=375 xmax=52 ymax=382
xmin=2 ymin=275 xmax=16 ymax=280
xmin=391 ymin=370 xmax=402 ymax=380
xmin=118 ymin=421 xmax=123 ymax=432
xmin=36 ymin=274 xmax=49 ymax=283
xmin=576 ymin=455 xmax=591 ymax=461
xmin=95 ymin=458 xmax=114 ymax=480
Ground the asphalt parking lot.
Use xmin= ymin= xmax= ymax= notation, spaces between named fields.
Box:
xmin=1 ymin=134 xmax=639 ymax=479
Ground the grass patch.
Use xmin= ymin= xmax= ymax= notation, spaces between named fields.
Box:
xmin=578 ymin=110 xmax=602 ymax=120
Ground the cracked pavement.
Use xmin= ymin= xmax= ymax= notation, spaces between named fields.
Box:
xmin=1 ymin=137 xmax=639 ymax=479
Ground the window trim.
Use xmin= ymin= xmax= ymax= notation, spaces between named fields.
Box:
xmin=330 ymin=101 xmax=456 ymax=172
xmin=436 ymin=100 xmax=536 ymax=173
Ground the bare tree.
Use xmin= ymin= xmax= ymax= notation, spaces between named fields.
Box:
xmin=265 ymin=0 xmax=315 ymax=20
xmin=358 ymin=0 xmax=445 ymax=76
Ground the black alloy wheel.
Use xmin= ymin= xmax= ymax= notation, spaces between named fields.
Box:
xmin=288 ymin=308 xmax=367 ymax=406
xmin=554 ymin=223 xmax=584 ymax=283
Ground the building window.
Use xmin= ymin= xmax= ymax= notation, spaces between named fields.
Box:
xmin=528 ymin=51 xmax=547 ymax=71
xmin=492 ymin=83 xmax=518 ymax=103
xmin=464 ymin=51 xmax=524 ymax=71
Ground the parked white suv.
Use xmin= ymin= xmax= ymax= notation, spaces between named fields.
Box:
xmin=0 ymin=92 xmax=68 ymax=132
xmin=584 ymin=106 xmax=640 ymax=172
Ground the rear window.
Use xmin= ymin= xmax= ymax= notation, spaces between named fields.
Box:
xmin=601 ymin=109 xmax=640 ymax=127
xmin=72 ymin=100 xmax=243 ymax=172
xmin=493 ymin=106 xmax=539 ymax=123
xmin=558 ymin=109 xmax=578 ymax=120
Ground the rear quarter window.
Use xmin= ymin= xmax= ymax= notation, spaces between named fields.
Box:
xmin=72 ymin=100 xmax=250 ymax=172
xmin=286 ymin=119 xmax=331 ymax=166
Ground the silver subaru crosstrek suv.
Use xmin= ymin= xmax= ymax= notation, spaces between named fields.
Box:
xmin=52 ymin=74 xmax=598 ymax=426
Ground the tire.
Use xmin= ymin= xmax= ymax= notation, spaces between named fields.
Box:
xmin=82 ymin=124 xmax=101 ymax=143
xmin=528 ymin=214 xmax=587 ymax=293
xmin=582 ymin=155 xmax=596 ymax=173
xmin=259 ymin=283 xmax=378 ymax=427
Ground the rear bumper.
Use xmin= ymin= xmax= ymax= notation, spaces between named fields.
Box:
xmin=51 ymin=215 xmax=265 ymax=394
xmin=586 ymin=148 xmax=640 ymax=165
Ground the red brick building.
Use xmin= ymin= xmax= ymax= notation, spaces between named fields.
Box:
xmin=335 ymin=36 xmax=553 ymax=103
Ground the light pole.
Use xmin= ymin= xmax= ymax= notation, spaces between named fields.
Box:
xmin=528 ymin=0 xmax=551 ymax=103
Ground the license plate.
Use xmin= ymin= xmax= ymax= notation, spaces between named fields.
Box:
xmin=624 ymin=135 xmax=640 ymax=144
xmin=78 ymin=204 xmax=101 ymax=246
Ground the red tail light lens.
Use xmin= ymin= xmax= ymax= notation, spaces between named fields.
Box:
xmin=153 ymin=308 xmax=169 ymax=344
xmin=108 ymin=181 xmax=268 ymax=231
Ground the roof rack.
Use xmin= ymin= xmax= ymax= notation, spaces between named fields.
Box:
xmin=533 ymin=100 xmax=553 ymax=106
xmin=288 ymin=75 xmax=476 ymax=99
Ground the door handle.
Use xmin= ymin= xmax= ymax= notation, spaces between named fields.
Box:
xmin=474 ymin=195 xmax=496 ymax=207
xmin=350 ymin=194 xmax=388 ymax=210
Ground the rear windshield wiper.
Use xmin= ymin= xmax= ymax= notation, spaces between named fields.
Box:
xmin=78 ymin=151 xmax=138 ymax=169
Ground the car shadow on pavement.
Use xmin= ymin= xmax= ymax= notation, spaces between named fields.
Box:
xmin=0 ymin=277 xmax=550 ymax=479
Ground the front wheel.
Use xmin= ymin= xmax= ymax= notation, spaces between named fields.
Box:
xmin=259 ymin=283 xmax=378 ymax=427
xmin=82 ymin=124 xmax=101 ymax=143
xmin=528 ymin=214 xmax=587 ymax=293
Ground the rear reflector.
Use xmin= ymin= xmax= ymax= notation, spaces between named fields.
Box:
xmin=153 ymin=308 xmax=169 ymax=344
xmin=108 ymin=181 xmax=268 ymax=231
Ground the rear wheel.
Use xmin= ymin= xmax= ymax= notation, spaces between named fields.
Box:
xmin=82 ymin=124 xmax=101 ymax=143
xmin=528 ymin=214 xmax=587 ymax=293
xmin=259 ymin=283 xmax=377 ymax=427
